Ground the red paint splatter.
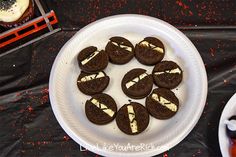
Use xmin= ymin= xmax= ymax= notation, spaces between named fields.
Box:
xmin=41 ymin=95 xmax=49 ymax=104
xmin=63 ymin=135 xmax=70 ymax=141
xmin=16 ymin=92 xmax=21 ymax=97
xmin=201 ymin=5 xmax=206 ymax=9
xmin=176 ymin=0 xmax=183 ymax=6
xmin=13 ymin=92 xmax=23 ymax=102
xmin=176 ymin=0 xmax=193 ymax=16
xmin=189 ymin=10 xmax=193 ymax=16
xmin=197 ymin=2 xmax=221 ymax=24
xmin=209 ymin=48 xmax=215 ymax=57
xmin=26 ymin=141 xmax=50 ymax=146
xmin=27 ymin=105 xmax=33 ymax=112
xmin=184 ymin=4 xmax=189 ymax=9
xmin=42 ymin=141 xmax=49 ymax=145
xmin=41 ymin=87 xmax=49 ymax=94
xmin=39 ymin=87 xmax=49 ymax=104
xmin=163 ymin=152 xmax=168 ymax=157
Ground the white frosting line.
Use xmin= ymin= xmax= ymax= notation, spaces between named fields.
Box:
xmin=154 ymin=68 xmax=182 ymax=75
xmin=91 ymin=99 xmax=115 ymax=117
xmin=125 ymin=73 xmax=148 ymax=89
xmin=78 ymin=72 xmax=105 ymax=83
xmin=111 ymin=42 xmax=119 ymax=46
xmin=127 ymin=105 xmax=138 ymax=133
xmin=81 ymin=51 xmax=99 ymax=65
xmin=111 ymin=42 xmax=132 ymax=52
xmin=151 ymin=93 xmax=177 ymax=112
xmin=0 ymin=0 xmax=30 ymax=22
xmin=153 ymin=47 xmax=164 ymax=53
xmin=140 ymin=41 xmax=164 ymax=53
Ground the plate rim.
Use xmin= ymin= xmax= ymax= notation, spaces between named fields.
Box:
xmin=49 ymin=14 xmax=208 ymax=157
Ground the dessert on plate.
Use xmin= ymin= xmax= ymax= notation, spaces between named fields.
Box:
xmin=135 ymin=37 xmax=165 ymax=65
xmin=121 ymin=68 xmax=153 ymax=99
xmin=77 ymin=71 xmax=110 ymax=95
xmin=105 ymin=36 xmax=134 ymax=64
xmin=116 ymin=102 xmax=149 ymax=135
xmin=85 ymin=93 xmax=117 ymax=125
xmin=152 ymin=61 xmax=183 ymax=89
xmin=0 ymin=0 xmax=34 ymax=28
xmin=77 ymin=46 xmax=109 ymax=73
xmin=146 ymin=88 xmax=179 ymax=119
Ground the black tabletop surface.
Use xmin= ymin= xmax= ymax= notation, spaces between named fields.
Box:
xmin=0 ymin=0 xmax=236 ymax=157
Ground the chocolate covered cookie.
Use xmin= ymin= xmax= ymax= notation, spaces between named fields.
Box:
xmin=146 ymin=88 xmax=179 ymax=119
xmin=85 ymin=93 xmax=117 ymax=125
xmin=152 ymin=61 xmax=183 ymax=89
xmin=77 ymin=46 xmax=109 ymax=73
xmin=135 ymin=37 xmax=165 ymax=65
xmin=105 ymin=36 xmax=134 ymax=64
xmin=116 ymin=102 xmax=149 ymax=135
xmin=77 ymin=71 xmax=109 ymax=95
xmin=121 ymin=68 xmax=153 ymax=99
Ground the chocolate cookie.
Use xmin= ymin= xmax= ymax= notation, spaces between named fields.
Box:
xmin=77 ymin=71 xmax=109 ymax=95
xmin=121 ymin=68 xmax=153 ymax=99
xmin=77 ymin=46 xmax=109 ymax=73
xmin=116 ymin=102 xmax=149 ymax=135
xmin=105 ymin=36 xmax=134 ymax=64
xmin=135 ymin=37 xmax=165 ymax=65
xmin=146 ymin=88 xmax=179 ymax=119
xmin=152 ymin=61 xmax=183 ymax=89
xmin=85 ymin=93 xmax=117 ymax=125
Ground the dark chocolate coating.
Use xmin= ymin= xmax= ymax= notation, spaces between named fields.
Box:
xmin=146 ymin=88 xmax=179 ymax=119
xmin=121 ymin=68 xmax=153 ymax=99
xmin=135 ymin=37 xmax=165 ymax=65
xmin=105 ymin=36 xmax=134 ymax=64
xmin=152 ymin=61 xmax=183 ymax=89
xmin=77 ymin=71 xmax=110 ymax=95
xmin=116 ymin=102 xmax=149 ymax=135
xmin=226 ymin=116 xmax=236 ymax=139
xmin=77 ymin=46 xmax=109 ymax=73
xmin=85 ymin=93 xmax=117 ymax=125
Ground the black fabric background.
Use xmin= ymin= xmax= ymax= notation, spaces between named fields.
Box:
xmin=0 ymin=0 xmax=236 ymax=157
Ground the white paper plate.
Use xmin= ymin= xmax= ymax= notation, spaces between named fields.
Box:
xmin=219 ymin=93 xmax=236 ymax=157
xmin=49 ymin=15 xmax=207 ymax=157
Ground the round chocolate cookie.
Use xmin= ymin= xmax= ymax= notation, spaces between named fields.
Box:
xmin=85 ymin=93 xmax=117 ymax=125
xmin=152 ymin=61 xmax=183 ymax=89
xmin=105 ymin=36 xmax=134 ymax=64
xmin=77 ymin=71 xmax=110 ymax=95
xmin=135 ymin=37 xmax=165 ymax=65
xmin=121 ymin=68 xmax=153 ymax=99
xmin=116 ymin=102 xmax=149 ymax=135
xmin=146 ymin=88 xmax=179 ymax=119
xmin=77 ymin=46 xmax=109 ymax=73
